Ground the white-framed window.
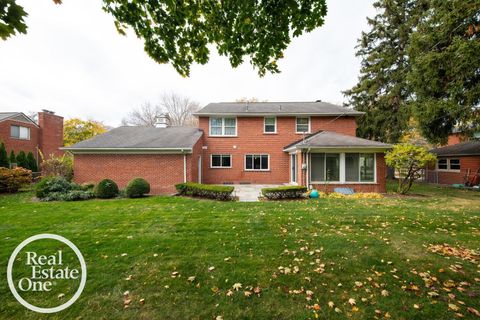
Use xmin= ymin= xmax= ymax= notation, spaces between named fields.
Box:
xmin=296 ymin=117 xmax=310 ymax=133
xmin=437 ymin=158 xmax=460 ymax=171
xmin=264 ymin=117 xmax=276 ymax=133
xmin=10 ymin=125 xmax=30 ymax=140
xmin=209 ymin=117 xmax=237 ymax=136
xmin=210 ymin=154 xmax=232 ymax=168
xmin=310 ymin=152 xmax=376 ymax=183
xmin=345 ymin=153 xmax=375 ymax=182
xmin=245 ymin=154 xmax=269 ymax=171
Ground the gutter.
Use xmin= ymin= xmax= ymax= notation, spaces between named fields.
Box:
xmin=192 ymin=112 xmax=365 ymax=117
xmin=60 ymin=147 xmax=193 ymax=154
xmin=283 ymin=145 xmax=392 ymax=152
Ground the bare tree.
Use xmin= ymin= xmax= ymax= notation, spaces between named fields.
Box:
xmin=122 ymin=93 xmax=200 ymax=127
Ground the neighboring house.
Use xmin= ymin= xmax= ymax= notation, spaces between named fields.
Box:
xmin=0 ymin=110 xmax=64 ymax=164
xmin=64 ymin=101 xmax=391 ymax=194
xmin=426 ymin=140 xmax=480 ymax=185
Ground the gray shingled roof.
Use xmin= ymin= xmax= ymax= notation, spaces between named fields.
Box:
xmin=430 ymin=141 xmax=480 ymax=156
xmin=194 ymin=101 xmax=364 ymax=116
xmin=63 ymin=126 xmax=203 ymax=152
xmin=284 ymin=131 xmax=391 ymax=151
xmin=0 ymin=112 xmax=19 ymax=121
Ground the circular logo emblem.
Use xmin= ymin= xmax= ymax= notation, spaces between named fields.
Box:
xmin=7 ymin=234 xmax=87 ymax=313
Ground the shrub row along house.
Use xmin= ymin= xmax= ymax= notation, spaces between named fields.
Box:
xmin=0 ymin=110 xmax=64 ymax=167
xmin=64 ymin=102 xmax=391 ymax=194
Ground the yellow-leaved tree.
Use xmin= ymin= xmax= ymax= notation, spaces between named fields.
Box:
xmin=63 ymin=118 xmax=107 ymax=147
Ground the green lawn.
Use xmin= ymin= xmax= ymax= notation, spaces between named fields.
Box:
xmin=0 ymin=182 xmax=479 ymax=319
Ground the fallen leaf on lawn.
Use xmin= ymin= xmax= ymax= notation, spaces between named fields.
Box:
xmin=355 ymin=281 xmax=363 ymax=288
xmin=381 ymin=289 xmax=389 ymax=297
xmin=139 ymin=298 xmax=145 ymax=305
xmin=449 ymin=304 xmax=460 ymax=312
xmin=428 ymin=291 xmax=439 ymax=298
xmin=215 ymin=316 xmax=223 ymax=320
xmin=208 ymin=266 xmax=215 ymax=272
xmin=348 ymin=298 xmax=356 ymax=306
xmin=244 ymin=291 xmax=252 ymax=297
xmin=226 ymin=290 xmax=234 ymax=297
xmin=352 ymin=306 xmax=359 ymax=312
xmin=171 ymin=272 xmax=179 ymax=278
xmin=187 ymin=276 xmax=196 ymax=282
xmin=211 ymin=287 xmax=219 ymax=293
xmin=334 ymin=307 xmax=342 ymax=313
xmin=253 ymin=286 xmax=262 ymax=295
xmin=414 ymin=304 xmax=420 ymax=309
xmin=123 ymin=290 xmax=129 ymax=296
xmin=328 ymin=301 xmax=335 ymax=308
xmin=124 ymin=299 xmax=132 ymax=306
xmin=233 ymin=283 xmax=242 ymax=291
xmin=313 ymin=304 xmax=321 ymax=311
xmin=467 ymin=307 xmax=480 ymax=317
xmin=57 ymin=293 xmax=65 ymax=299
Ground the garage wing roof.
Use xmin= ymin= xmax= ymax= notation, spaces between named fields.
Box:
xmin=430 ymin=141 xmax=480 ymax=156
xmin=63 ymin=126 xmax=203 ymax=152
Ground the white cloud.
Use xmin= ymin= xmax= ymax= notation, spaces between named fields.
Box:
xmin=0 ymin=0 xmax=374 ymax=126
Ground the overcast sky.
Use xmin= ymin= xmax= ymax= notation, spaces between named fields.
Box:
xmin=0 ymin=0 xmax=375 ymax=127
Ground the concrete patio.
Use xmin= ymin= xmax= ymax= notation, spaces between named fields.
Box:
xmin=233 ymin=184 xmax=282 ymax=202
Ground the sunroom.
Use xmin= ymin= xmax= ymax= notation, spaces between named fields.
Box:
xmin=283 ymin=131 xmax=391 ymax=192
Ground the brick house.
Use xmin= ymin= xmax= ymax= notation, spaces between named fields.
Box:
xmin=426 ymin=141 xmax=480 ymax=185
xmin=64 ymin=101 xmax=391 ymax=194
xmin=0 ymin=110 xmax=64 ymax=165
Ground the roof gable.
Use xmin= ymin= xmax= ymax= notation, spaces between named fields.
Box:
xmin=0 ymin=112 xmax=38 ymax=126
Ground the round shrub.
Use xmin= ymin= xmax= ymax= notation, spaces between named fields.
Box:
xmin=94 ymin=179 xmax=119 ymax=199
xmin=125 ymin=178 xmax=150 ymax=198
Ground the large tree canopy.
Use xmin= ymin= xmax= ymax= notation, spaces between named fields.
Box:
xmin=2 ymin=0 xmax=327 ymax=76
xmin=344 ymin=0 xmax=427 ymax=143
xmin=407 ymin=0 xmax=480 ymax=145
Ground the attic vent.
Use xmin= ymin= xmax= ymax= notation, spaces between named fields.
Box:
xmin=315 ymin=100 xmax=322 ymax=102
xmin=155 ymin=113 xmax=169 ymax=128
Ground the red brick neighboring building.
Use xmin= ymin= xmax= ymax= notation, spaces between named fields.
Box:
xmin=0 ymin=110 xmax=64 ymax=166
xmin=426 ymin=141 xmax=480 ymax=186
xmin=65 ymin=102 xmax=391 ymax=194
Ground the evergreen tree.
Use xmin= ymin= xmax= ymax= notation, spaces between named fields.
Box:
xmin=26 ymin=152 xmax=38 ymax=172
xmin=16 ymin=151 xmax=28 ymax=169
xmin=9 ymin=150 xmax=16 ymax=166
xmin=344 ymin=0 xmax=428 ymax=143
xmin=407 ymin=0 xmax=480 ymax=145
xmin=0 ymin=143 xmax=9 ymax=168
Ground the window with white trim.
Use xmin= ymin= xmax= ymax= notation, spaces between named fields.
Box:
xmin=345 ymin=153 xmax=375 ymax=182
xmin=264 ymin=117 xmax=276 ymax=133
xmin=311 ymin=153 xmax=340 ymax=182
xmin=209 ymin=117 xmax=237 ymax=136
xmin=211 ymin=154 xmax=232 ymax=168
xmin=10 ymin=125 xmax=30 ymax=140
xmin=437 ymin=158 xmax=460 ymax=171
xmin=245 ymin=154 xmax=269 ymax=171
xmin=296 ymin=117 xmax=310 ymax=133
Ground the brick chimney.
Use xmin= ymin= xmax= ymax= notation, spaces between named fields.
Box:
xmin=38 ymin=110 xmax=64 ymax=159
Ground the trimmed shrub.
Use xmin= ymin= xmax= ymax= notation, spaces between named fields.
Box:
xmin=9 ymin=150 xmax=16 ymax=166
xmin=35 ymin=176 xmax=72 ymax=199
xmin=125 ymin=178 xmax=150 ymax=198
xmin=0 ymin=143 xmax=9 ymax=168
xmin=175 ymin=182 xmax=234 ymax=201
xmin=40 ymin=154 xmax=74 ymax=181
xmin=0 ymin=167 xmax=32 ymax=193
xmin=27 ymin=152 xmax=38 ymax=172
xmin=94 ymin=179 xmax=119 ymax=199
xmin=16 ymin=151 xmax=28 ymax=169
xmin=261 ymin=186 xmax=307 ymax=200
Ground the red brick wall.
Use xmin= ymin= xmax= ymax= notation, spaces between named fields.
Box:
xmin=0 ymin=119 xmax=40 ymax=161
xmin=38 ymin=112 xmax=64 ymax=158
xmin=74 ymin=153 xmax=186 ymax=194
xmin=426 ymin=156 xmax=480 ymax=185
xmin=198 ymin=116 xmax=358 ymax=184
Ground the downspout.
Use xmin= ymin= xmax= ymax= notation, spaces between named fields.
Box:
xmin=183 ymin=152 xmax=187 ymax=183
xmin=306 ymin=148 xmax=311 ymax=188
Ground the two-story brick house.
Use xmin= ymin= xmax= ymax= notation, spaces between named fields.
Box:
xmin=65 ymin=101 xmax=391 ymax=194
xmin=0 ymin=110 xmax=64 ymax=165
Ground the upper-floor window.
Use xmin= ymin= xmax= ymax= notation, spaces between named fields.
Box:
xmin=209 ymin=117 xmax=237 ymax=136
xmin=10 ymin=125 xmax=30 ymax=140
xmin=296 ymin=117 xmax=310 ymax=133
xmin=437 ymin=158 xmax=460 ymax=171
xmin=264 ymin=117 xmax=276 ymax=133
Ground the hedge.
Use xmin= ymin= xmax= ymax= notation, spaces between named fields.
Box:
xmin=94 ymin=179 xmax=119 ymax=199
xmin=35 ymin=176 xmax=94 ymax=201
xmin=261 ymin=186 xmax=307 ymax=200
xmin=0 ymin=167 xmax=32 ymax=193
xmin=125 ymin=178 xmax=150 ymax=198
xmin=175 ymin=182 xmax=234 ymax=200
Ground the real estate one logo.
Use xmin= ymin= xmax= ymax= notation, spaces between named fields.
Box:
xmin=7 ymin=234 xmax=87 ymax=313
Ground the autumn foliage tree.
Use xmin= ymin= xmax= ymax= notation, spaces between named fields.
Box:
xmin=385 ymin=144 xmax=436 ymax=194
xmin=63 ymin=118 xmax=107 ymax=146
